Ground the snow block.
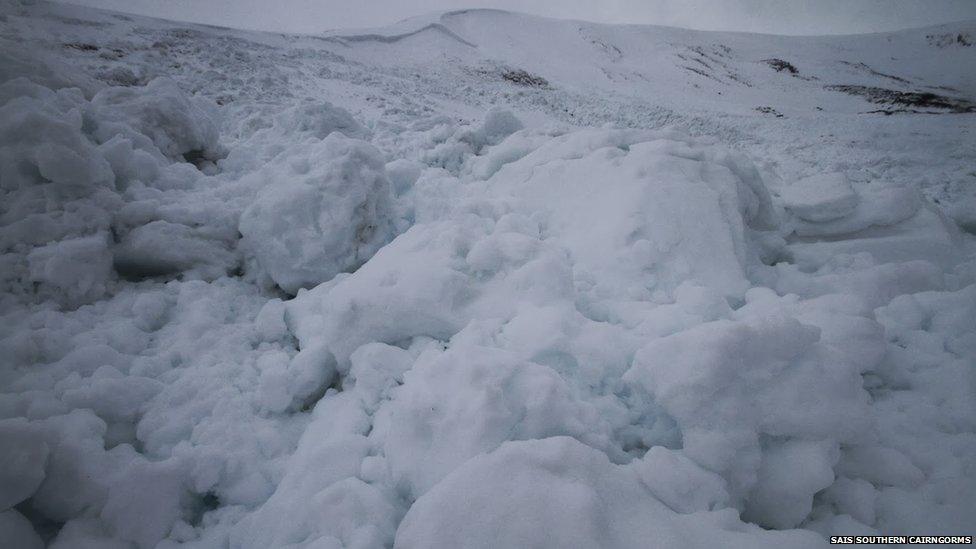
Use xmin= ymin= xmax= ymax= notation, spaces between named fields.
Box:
xmin=780 ymin=172 xmax=857 ymax=222
xmin=239 ymin=133 xmax=396 ymax=293
xmin=395 ymin=437 xmax=826 ymax=549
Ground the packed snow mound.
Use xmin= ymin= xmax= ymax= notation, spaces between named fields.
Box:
xmin=395 ymin=437 xmax=826 ymax=549
xmin=239 ymin=132 xmax=397 ymax=293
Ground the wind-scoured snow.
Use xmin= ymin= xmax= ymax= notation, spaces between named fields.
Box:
xmin=0 ymin=1 xmax=974 ymax=548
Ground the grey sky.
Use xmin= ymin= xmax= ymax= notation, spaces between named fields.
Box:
xmin=59 ymin=0 xmax=976 ymax=35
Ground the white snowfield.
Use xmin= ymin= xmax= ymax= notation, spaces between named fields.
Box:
xmin=0 ymin=1 xmax=974 ymax=547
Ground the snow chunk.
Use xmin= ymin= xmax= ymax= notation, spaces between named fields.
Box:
xmin=0 ymin=80 xmax=114 ymax=190
xmin=484 ymin=130 xmax=777 ymax=298
xmin=744 ymin=438 xmax=839 ymax=529
xmin=822 ymin=477 xmax=877 ymax=526
xmin=780 ymin=172 xmax=857 ymax=222
xmin=633 ymin=446 xmax=730 ymax=513
xmin=89 ymin=78 xmax=220 ymax=162
xmin=229 ymin=413 xmax=396 ymax=548
xmin=272 ymin=101 xmax=370 ymax=141
xmin=0 ymin=509 xmax=43 ymax=549
xmin=372 ymin=337 xmax=611 ymax=496
xmin=239 ymin=133 xmax=396 ymax=293
xmin=835 ymin=445 xmax=924 ymax=489
xmin=625 ymin=311 xmax=869 ymax=503
xmin=113 ymin=220 xmax=238 ymax=280
xmin=478 ymin=107 xmax=524 ymax=144
xmin=27 ymin=233 xmax=114 ymax=306
xmin=98 ymin=457 xmax=187 ymax=549
xmin=0 ymin=74 xmax=237 ymax=304
xmin=385 ymin=158 xmax=424 ymax=196
xmin=48 ymin=519 xmax=133 ymax=549
xmin=395 ymin=437 xmax=826 ymax=549
xmin=791 ymin=182 xmax=920 ymax=238
xmin=0 ymin=420 xmax=49 ymax=510
xmin=256 ymin=346 xmax=337 ymax=414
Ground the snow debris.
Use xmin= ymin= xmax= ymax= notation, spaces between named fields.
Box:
xmin=1 ymin=3 xmax=974 ymax=548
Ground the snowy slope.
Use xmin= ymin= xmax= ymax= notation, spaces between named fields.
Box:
xmin=1 ymin=1 xmax=975 ymax=548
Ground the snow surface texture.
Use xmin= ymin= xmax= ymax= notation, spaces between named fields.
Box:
xmin=1 ymin=1 xmax=975 ymax=548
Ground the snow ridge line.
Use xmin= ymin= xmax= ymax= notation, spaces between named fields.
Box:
xmin=323 ymin=21 xmax=478 ymax=48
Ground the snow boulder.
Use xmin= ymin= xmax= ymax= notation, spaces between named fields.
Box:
xmin=88 ymin=77 xmax=221 ymax=163
xmin=468 ymin=107 xmax=524 ymax=148
xmin=624 ymin=309 xmax=870 ymax=508
xmin=372 ymin=339 xmax=611 ymax=497
xmin=483 ymin=130 xmax=777 ymax=299
xmin=27 ymin=233 xmax=115 ymax=306
xmin=744 ymin=438 xmax=839 ymax=529
xmin=112 ymin=220 xmax=238 ymax=280
xmin=632 ymin=446 xmax=731 ymax=514
xmin=272 ymin=101 xmax=371 ymax=141
xmin=221 ymin=100 xmax=370 ymax=173
xmin=0 ymin=420 xmax=49 ymax=510
xmin=0 ymin=509 xmax=43 ymax=549
xmin=780 ymin=172 xmax=857 ymax=222
xmin=239 ymin=133 xmax=396 ymax=293
xmin=394 ymin=437 xmax=826 ymax=549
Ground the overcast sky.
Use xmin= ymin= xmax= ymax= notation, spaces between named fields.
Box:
xmin=59 ymin=0 xmax=976 ymax=35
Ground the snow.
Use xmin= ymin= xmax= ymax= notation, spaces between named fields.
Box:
xmin=780 ymin=172 xmax=857 ymax=222
xmin=394 ymin=437 xmax=826 ymax=549
xmin=0 ymin=420 xmax=49 ymax=510
xmin=0 ymin=509 xmax=44 ymax=549
xmin=239 ymin=132 xmax=397 ymax=293
xmin=0 ymin=1 xmax=975 ymax=547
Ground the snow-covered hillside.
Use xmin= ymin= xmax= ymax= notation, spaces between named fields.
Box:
xmin=1 ymin=1 xmax=974 ymax=547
